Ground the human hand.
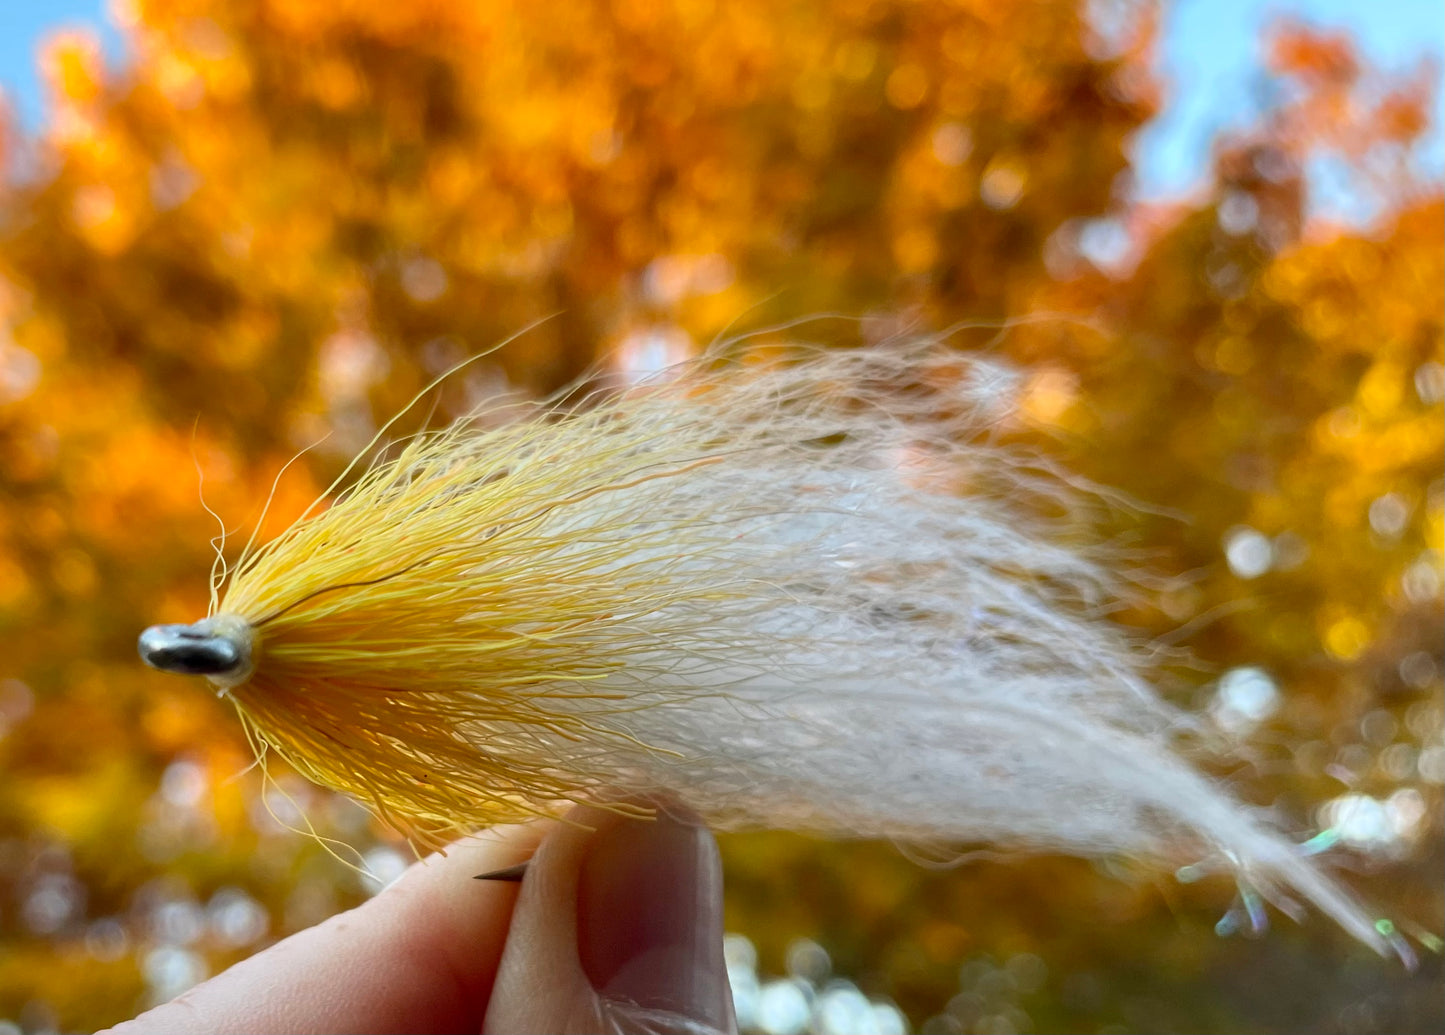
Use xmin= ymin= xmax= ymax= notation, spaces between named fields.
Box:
xmin=102 ymin=804 xmax=736 ymax=1034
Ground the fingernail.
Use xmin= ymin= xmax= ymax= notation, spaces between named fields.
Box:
xmin=576 ymin=808 xmax=732 ymax=1032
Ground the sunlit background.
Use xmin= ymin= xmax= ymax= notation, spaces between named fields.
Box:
xmin=0 ymin=1 xmax=1441 ymax=1032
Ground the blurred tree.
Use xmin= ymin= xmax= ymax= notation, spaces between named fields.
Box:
xmin=0 ymin=2 xmax=1438 ymax=1031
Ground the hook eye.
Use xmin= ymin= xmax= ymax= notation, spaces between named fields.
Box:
xmin=139 ymin=623 xmax=245 ymax=677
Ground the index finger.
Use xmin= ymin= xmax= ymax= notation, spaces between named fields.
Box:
xmin=103 ymin=821 xmax=550 ymax=1035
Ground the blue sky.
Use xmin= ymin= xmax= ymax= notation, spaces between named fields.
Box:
xmin=1139 ymin=0 xmax=1444 ymax=208
xmin=1 ymin=0 xmax=1441 ymax=210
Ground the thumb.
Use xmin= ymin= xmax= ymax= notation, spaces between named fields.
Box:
xmin=483 ymin=803 xmax=736 ymax=1035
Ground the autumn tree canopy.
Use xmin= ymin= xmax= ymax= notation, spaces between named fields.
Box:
xmin=0 ymin=1 xmax=1439 ymax=1031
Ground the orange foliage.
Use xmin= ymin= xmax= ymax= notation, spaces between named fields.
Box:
xmin=0 ymin=1 xmax=1439 ymax=1031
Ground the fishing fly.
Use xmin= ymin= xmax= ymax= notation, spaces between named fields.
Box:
xmin=139 ymin=341 xmax=1407 ymax=961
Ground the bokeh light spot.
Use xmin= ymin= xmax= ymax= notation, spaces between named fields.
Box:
xmin=1224 ymin=526 xmax=1273 ymax=579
